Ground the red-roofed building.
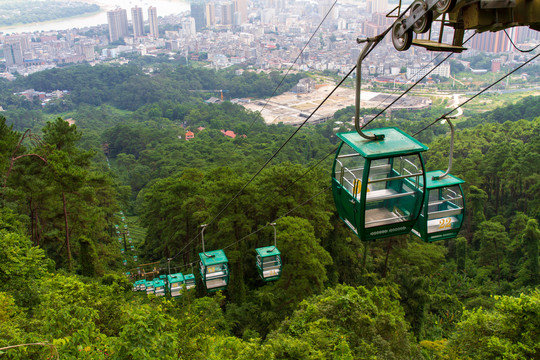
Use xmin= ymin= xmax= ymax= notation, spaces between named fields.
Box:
xmin=197 ymin=126 xmax=205 ymax=131
xmin=220 ymin=130 xmax=236 ymax=138
xmin=185 ymin=131 xmax=194 ymax=140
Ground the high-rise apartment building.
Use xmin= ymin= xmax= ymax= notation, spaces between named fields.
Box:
xmin=319 ymin=0 xmax=337 ymax=21
xmin=234 ymin=0 xmax=248 ymax=24
xmin=205 ymin=2 xmax=216 ymax=27
xmin=4 ymin=42 xmax=24 ymax=66
xmin=132 ymin=6 xmax=145 ymax=37
xmin=470 ymin=30 xmax=515 ymax=53
xmin=366 ymin=0 xmax=388 ymax=14
xmin=221 ymin=2 xmax=235 ymax=26
xmin=182 ymin=18 xmax=197 ymax=36
xmin=107 ymin=8 xmax=129 ymax=42
xmin=190 ymin=2 xmax=206 ymax=31
xmin=148 ymin=7 xmax=159 ymax=39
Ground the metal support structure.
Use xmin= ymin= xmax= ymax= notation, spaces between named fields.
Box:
xmin=433 ymin=116 xmax=455 ymax=180
xmin=355 ymin=35 xmax=388 ymax=140
xmin=167 ymin=258 xmax=171 ymax=275
xmin=268 ymin=222 xmax=277 ymax=252
xmin=200 ymin=224 xmax=214 ymax=258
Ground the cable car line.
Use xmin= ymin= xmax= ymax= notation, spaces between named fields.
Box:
xmin=200 ymin=65 xmax=358 ymax=232
xmin=161 ymin=21 xmax=425 ymax=271
xmin=245 ymin=0 xmax=339 ymax=135
xmin=412 ymin=51 xmax=540 ymax=137
xmin=152 ymin=21 xmax=480 ymax=283
xmin=220 ymin=186 xmax=332 ymax=252
xmin=167 ymin=184 xmax=332 ymax=273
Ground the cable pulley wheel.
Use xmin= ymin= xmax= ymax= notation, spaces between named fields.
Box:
xmin=411 ymin=0 xmax=433 ymax=34
xmin=392 ymin=21 xmax=413 ymax=51
xmin=435 ymin=0 xmax=456 ymax=13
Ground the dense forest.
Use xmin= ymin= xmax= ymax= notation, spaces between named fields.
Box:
xmin=0 ymin=60 xmax=539 ymax=359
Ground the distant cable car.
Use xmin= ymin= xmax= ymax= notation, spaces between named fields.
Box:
xmin=133 ymin=255 xmax=138 ymax=262
xmin=199 ymin=224 xmax=229 ymax=292
xmin=139 ymin=280 xmax=146 ymax=292
xmin=153 ymin=278 xmax=166 ymax=297
xmin=255 ymin=223 xmax=282 ymax=281
xmin=184 ymin=273 xmax=196 ymax=290
xmin=134 ymin=279 xmax=144 ymax=291
xmin=167 ymin=273 xmax=185 ymax=297
xmin=145 ymin=280 xmax=154 ymax=295
xmin=412 ymin=118 xmax=465 ymax=242
xmin=122 ymin=259 xmax=127 ymax=266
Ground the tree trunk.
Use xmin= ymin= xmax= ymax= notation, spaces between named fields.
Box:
xmin=382 ymin=240 xmax=392 ymax=278
xmin=362 ymin=241 xmax=369 ymax=272
xmin=493 ymin=236 xmax=500 ymax=287
xmin=62 ymin=191 xmax=72 ymax=271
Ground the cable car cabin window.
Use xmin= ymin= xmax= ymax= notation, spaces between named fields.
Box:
xmin=427 ymin=185 xmax=464 ymax=233
xmin=333 ymin=144 xmax=366 ymax=196
xmin=184 ymin=275 xmax=196 ymax=290
xmin=256 ymin=254 xmax=281 ymax=278
xmin=204 ymin=264 xmax=226 ymax=277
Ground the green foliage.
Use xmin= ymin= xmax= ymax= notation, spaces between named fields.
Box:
xmin=268 ymin=284 xmax=418 ymax=359
xmin=1 ymin=58 xmax=539 ymax=359
xmin=447 ymin=291 xmax=540 ymax=359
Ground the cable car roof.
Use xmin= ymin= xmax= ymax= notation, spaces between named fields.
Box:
xmin=199 ymin=249 xmax=229 ymax=266
xmin=336 ymin=127 xmax=428 ymax=159
xmin=256 ymin=246 xmax=281 ymax=257
xmin=422 ymin=170 xmax=465 ymax=188
xmin=168 ymin=273 xmax=185 ymax=281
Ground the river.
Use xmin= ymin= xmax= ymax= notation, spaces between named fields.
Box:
xmin=0 ymin=0 xmax=190 ymax=34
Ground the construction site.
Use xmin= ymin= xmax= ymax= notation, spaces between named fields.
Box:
xmin=241 ymin=83 xmax=432 ymax=126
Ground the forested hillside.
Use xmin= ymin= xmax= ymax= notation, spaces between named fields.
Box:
xmin=0 ymin=61 xmax=539 ymax=359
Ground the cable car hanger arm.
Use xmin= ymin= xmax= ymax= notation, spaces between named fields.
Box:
xmin=354 ymin=33 xmax=390 ymax=141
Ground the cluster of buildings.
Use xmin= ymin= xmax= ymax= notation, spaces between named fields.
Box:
xmin=106 ymin=6 xmax=159 ymax=42
xmin=0 ymin=0 xmax=538 ymax=79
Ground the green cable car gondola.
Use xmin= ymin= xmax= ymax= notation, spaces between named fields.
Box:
xmin=167 ymin=273 xmax=185 ymax=297
xmin=133 ymin=279 xmax=143 ymax=291
xmin=332 ymin=128 xmax=428 ymax=241
xmin=255 ymin=223 xmax=282 ymax=281
xmin=145 ymin=280 xmax=154 ymax=295
xmin=153 ymin=278 xmax=166 ymax=297
xmin=332 ymin=44 xmax=428 ymax=241
xmin=199 ymin=250 xmax=229 ymax=292
xmin=412 ymin=171 xmax=465 ymax=242
xmin=139 ymin=280 xmax=147 ymax=292
xmin=184 ymin=273 xmax=196 ymax=290
xmin=412 ymin=118 xmax=465 ymax=242
xmin=199 ymin=224 xmax=229 ymax=292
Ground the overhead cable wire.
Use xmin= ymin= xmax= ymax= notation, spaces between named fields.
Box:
xmin=413 ymin=51 xmax=540 ymax=137
xmin=202 ymin=64 xmax=357 ymax=230
xmin=166 ymin=18 xmax=404 ymax=265
xmin=167 ymin=65 xmax=354 ymax=262
xmin=222 ymin=185 xmax=332 ymax=251
xmin=245 ymin=0 xmax=339 ymax=134
xmin=504 ymin=29 xmax=540 ymax=53
xmin=361 ymin=32 xmax=476 ymax=130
